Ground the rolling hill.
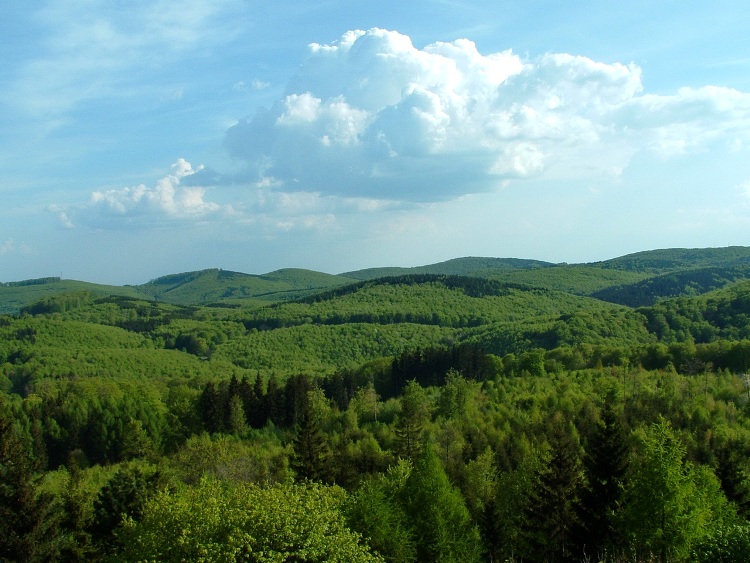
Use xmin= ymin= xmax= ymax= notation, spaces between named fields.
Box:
xmin=4 ymin=246 xmax=750 ymax=315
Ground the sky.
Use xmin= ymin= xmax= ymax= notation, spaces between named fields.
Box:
xmin=2 ymin=1 xmax=750 ymax=285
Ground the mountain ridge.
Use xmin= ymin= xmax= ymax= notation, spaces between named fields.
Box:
xmin=3 ymin=246 xmax=750 ymax=314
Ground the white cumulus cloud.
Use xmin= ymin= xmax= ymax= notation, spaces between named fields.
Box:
xmin=225 ymin=28 xmax=750 ymax=202
xmin=81 ymin=159 xmax=226 ymax=226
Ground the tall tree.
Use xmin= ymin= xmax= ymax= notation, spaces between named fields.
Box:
xmin=226 ymin=394 xmax=248 ymax=434
xmin=89 ymin=463 xmax=159 ymax=553
xmin=395 ymin=380 xmax=431 ymax=462
xmin=403 ymin=445 xmax=482 ymax=563
xmin=0 ymin=400 xmax=59 ymax=562
xmin=616 ymin=418 xmax=711 ymax=561
xmin=522 ymin=420 xmax=585 ymax=562
xmin=291 ymin=393 xmax=331 ymax=482
xmin=345 ymin=463 xmax=417 ymax=563
xmin=198 ymin=381 xmax=223 ymax=433
xmin=574 ymin=398 xmax=629 ymax=559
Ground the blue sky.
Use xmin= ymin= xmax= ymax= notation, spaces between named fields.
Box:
xmin=2 ymin=1 xmax=750 ymax=284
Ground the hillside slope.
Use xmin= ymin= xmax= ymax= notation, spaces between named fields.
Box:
xmin=5 ymin=246 xmax=750 ymax=314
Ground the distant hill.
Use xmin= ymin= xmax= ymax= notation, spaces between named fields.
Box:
xmin=341 ymin=256 xmax=553 ymax=280
xmin=137 ymin=268 xmax=356 ymax=307
xmin=590 ymin=246 xmax=750 ymax=273
xmin=591 ymin=265 xmax=750 ymax=307
xmin=0 ymin=278 xmax=143 ymax=315
xmin=4 ymin=246 xmax=750 ymax=314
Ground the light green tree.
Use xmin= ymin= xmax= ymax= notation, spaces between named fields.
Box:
xmin=617 ymin=418 xmax=733 ymax=561
xmin=116 ymin=478 xmax=384 ymax=562
xmin=395 ymin=380 xmax=431 ymax=462
xmin=403 ymin=445 xmax=482 ymax=563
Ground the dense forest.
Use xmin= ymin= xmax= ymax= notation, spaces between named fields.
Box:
xmin=4 ymin=246 xmax=750 ymax=561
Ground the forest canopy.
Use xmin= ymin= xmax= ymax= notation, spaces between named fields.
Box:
xmin=4 ymin=246 xmax=750 ymax=561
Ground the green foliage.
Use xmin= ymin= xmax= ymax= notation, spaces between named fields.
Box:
xmin=575 ymin=397 xmax=629 ymax=557
xmin=395 ymin=380 xmax=431 ymax=462
xmin=0 ymin=398 xmax=60 ymax=562
xmin=594 ymin=246 xmax=750 ymax=273
xmin=403 ymin=445 xmax=482 ymax=563
xmin=593 ymin=265 xmax=750 ymax=307
xmin=291 ymin=392 xmax=331 ymax=482
xmin=521 ymin=420 xmax=585 ymax=562
xmin=117 ymin=478 xmax=384 ymax=562
xmin=345 ymin=462 xmax=417 ymax=563
xmin=617 ymin=418 xmax=731 ymax=561
xmin=341 ymin=256 xmax=553 ymax=280
xmin=0 ymin=280 xmax=142 ymax=315
xmin=89 ymin=461 xmax=160 ymax=552
xmin=170 ymin=431 xmax=292 ymax=485
xmin=692 ymin=524 xmax=750 ymax=562
xmin=138 ymin=267 xmax=353 ymax=306
xmin=5 ymin=247 xmax=750 ymax=560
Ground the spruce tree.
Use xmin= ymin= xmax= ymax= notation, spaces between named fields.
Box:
xmin=226 ymin=394 xmax=248 ymax=434
xmin=0 ymin=401 xmax=58 ymax=562
xmin=522 ymin=421 xmax=585 ymax=562
xmin=89 ymin=464 xmax=159 ymax=553
xmin=238 ymin=375 xmax=257 ymax=426
xmin=198 ymin=381 xmax=223 ymax=433
xmin=291 ymin=395 xmax=330 ymax=482
xmin=250 ymin=374 xmax=268 ymax=428
xmin=395 ymin=380 xmax=430 ymax=462
xmin=574 ymin=398 xmax=629 ymax=559
xmin=403 ymin=445 xmax=482 ymax=563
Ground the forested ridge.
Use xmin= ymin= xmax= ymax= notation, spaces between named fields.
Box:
xmin=4 ymin=246 xmax=750 ymax=561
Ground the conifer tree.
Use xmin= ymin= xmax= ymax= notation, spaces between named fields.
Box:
xmin=120 ymin=418 xmax=156 ymax=461
xmin=395 ymin=380 xmax=431 ymax=462
xmin=89 ymin=464 xmax=159 ymax=553
xmin=58 ymin=457 xmax=94 ymax=561
xmin=714 ymin=440 xmax=750 ymax=518
xmin=522 ymin=421 xmax=585 ymax=562
xmin=574 ymin=398 xmax=629 ymax=559
xmin=403 ymin=445 xmax=482 ymax=563
xmin=616 ymin=417 xmax=714 ymax=561
xmin=265 ymin=375 xmax=283 ymax=426
xmin=250 ymin=374 xmax=268 ymax=428
xmin=291 ymin=394 xmax=331 ymax=482
xmin=198 ymin=381 xmax=223 ymax=433
xmin=226 ymin=394 xmax=248 ymax=434
xmin=238 ymin=375 xmax=257 ymax=426
xmin=0 ymin=401 xmax=58 ymax=562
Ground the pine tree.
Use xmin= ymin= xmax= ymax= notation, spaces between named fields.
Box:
xmin=403 ymin=445 xmax=482 ymax=563
xmin=58 ymin=456 xmax=94 ymax=561
xmin=226 ymin=394 xmax=248 ymax=434
xmin=0 ymin=401 xmax=58 ymax=562
xmin=224 ymin=375 xmax=241 ymax=427
xmin=120 ymin=418 xmax=155 ymax=461
xmin=265 ymin=375 xmax=283 ymax=426
xmin=238 ymin=375 xmax=257 ymax=426
xmin=395 ymin=380 xmax=430 ymax=462
xmin=89 ymin=464 xmax=159 ymax=553
xmin=714 ymin=440 xmax=750 ymax=518
xmin=198 ymin=381 xmax=223 ymax=433
xmin=574 ymin=398 xmax=629 ymax=559
xmin=291 ymin=395 xmax=330 ymax=482
xmin=250 ymin=374 xmax=268 ymax=428
xmin=522 ymin=421 xmax=585 ymax=562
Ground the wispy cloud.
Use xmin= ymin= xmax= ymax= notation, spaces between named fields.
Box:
xmin=0 ymin=239 xmax=15 ymax=256
xmin=0 ymin=239 xmax=32 ymax=257
xmin=5 ymin=0 xmax=245 ymax=120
